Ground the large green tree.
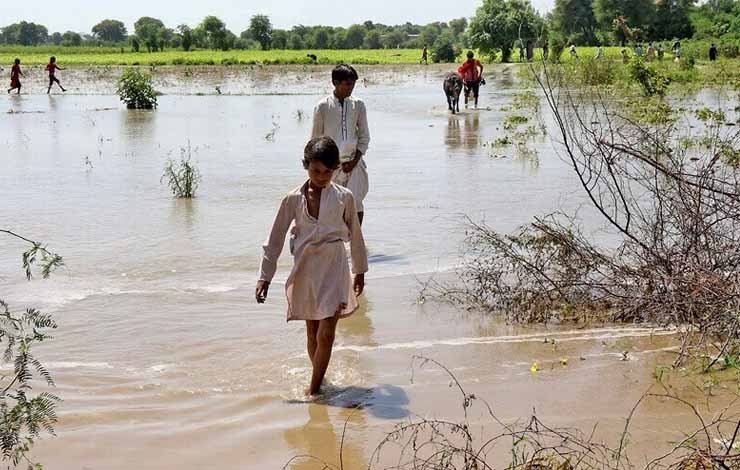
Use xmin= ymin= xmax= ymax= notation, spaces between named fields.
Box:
xmin=469 ymin=0 xmax=545 ymax=62
xmin=594 ymin=0 xmax=654 ymax=44
xmin=62 ymin=31 xmax=82 ymax=46
xmin=1 ymin=22 xmax=48 ymax=45
xmin=134 ymin=17 xmax=166 ymax=52
xmin=199 ymin=16 xmax=229 ymax=50
xmin=247 ymin=14 xmax=273 ymax=50
xmin=344 ymin=24 xmax=366 ymax=49
xmin=92 ymin=19 xmax=127 ymax=43
xmin=271 ymin=29 xmax=288 ymax=49
xmin=551 ymin=0 xmax=599 ymax=44
xmin=650 ymin=0 xmax=694 ymax=40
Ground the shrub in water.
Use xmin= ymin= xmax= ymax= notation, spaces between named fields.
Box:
xmin=629 ymin=59 xmax=670 ymax=96
xmin=161 ymin=143 xmax=201 ymax=198
xmin=116 ymin=69 xmax=158 ymax=109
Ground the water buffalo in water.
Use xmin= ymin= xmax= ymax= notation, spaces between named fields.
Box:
xmin=443 ymin=73 xmax=463 ymax=114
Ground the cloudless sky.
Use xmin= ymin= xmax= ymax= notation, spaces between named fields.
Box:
xmin=4 ymin=0 xmax=555 ymax=35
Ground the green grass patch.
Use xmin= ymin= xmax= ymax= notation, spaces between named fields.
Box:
xmin=0 ymin=47 xmax=422 ymax=66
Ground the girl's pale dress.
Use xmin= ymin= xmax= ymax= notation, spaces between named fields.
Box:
xmin=259 ymin=182 xmax=368 ymax=321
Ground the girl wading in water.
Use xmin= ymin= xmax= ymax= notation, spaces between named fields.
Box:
xmin=256 ymin=136 xmax=368 ymax=396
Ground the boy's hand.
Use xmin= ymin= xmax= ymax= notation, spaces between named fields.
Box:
xmin=255 ymin=280 xmax=270 ymax=303
xmin=342 ymin=151 xmax=363 ymax=173
xmin=353 ymin=273 xmax=365 ymax=297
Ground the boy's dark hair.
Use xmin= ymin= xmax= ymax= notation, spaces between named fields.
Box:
xmin=50 ymin=56 xmax=56 ymax=62
xmin=14 ymin=58 xmax=20 ymax=64
xmin=303 ymin=137 xmax=340 ymax=170
xmin=467 ymin=51 xmax=474 ymax=59
xmin=331 ymin=64 xmax=358 ymax=84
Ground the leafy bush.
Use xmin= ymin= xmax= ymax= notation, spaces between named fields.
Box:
xmin=116 ymin=69 xmax=158 ymax=109
xmin=679 ymin=53 xmax=696 ymax=70
xmin=629 ymin=59 xmax=671 ymax=96
xmin=431 ymin=32 xmax=458 ymax=63
xmin=161 ymin=143 xmax=201 ymax=198
xmin=720 ymin=43 xmax=739 ymax=58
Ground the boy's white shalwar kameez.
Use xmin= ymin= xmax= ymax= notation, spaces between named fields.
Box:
xmin=311 ymin=94 xmax=371 ymax=212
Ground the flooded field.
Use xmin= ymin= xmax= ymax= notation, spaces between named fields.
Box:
xmin=1 ymin=65 xmax=737 ymax=469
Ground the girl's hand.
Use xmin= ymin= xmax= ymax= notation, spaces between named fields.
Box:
xmin=353 ymin=273 xmax=365 ymax=297
xmin=255 ymin=280 xmax=270 ymax=303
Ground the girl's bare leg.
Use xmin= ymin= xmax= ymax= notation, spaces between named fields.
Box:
xmin=305 ymin=320 xmax=319 ymax=366
xmin=308 ymin=315 xmax=339 ymax=395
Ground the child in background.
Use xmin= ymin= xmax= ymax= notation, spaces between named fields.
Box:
xmin=46 ymin=56 xmax=66 ymax=94
xmin=8 ymin=58 xmax=23 ymax=94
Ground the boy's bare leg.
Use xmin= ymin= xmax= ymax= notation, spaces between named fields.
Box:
xmin=357 ymin=212 xmax=364 ymax=225
xmin=308 ymin=315 xmax=339 ymax=395
xmin=305 ymin=320 xmax=319 ymax=365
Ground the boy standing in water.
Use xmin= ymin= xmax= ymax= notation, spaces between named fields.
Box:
xmin=8 ymin=58 xmax=23 ymax=94
xmin=256 ymin=137 xmax=368 ymax=397
xmin=311 ymin=64 xmax=371 ymax=224
xmin=46 ymin=56 xmax=66 ymax=94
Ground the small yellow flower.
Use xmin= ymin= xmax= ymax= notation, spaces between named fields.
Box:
xmin=530 ymin=362 xmax=540 ymax=373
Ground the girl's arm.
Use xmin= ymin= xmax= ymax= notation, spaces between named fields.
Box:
xmin=259 ymin=195 xmax=295 ymax=285
xmin=343 ymin=193 xmax=368 ymax=295
xmin=256 ymin=196 xmax=294 ymax=302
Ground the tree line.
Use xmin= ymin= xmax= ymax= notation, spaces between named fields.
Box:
xmin=0 ymin=16 xmax=469 ymax=52
xmin=0 ymin=0 xmax=737 ymax=62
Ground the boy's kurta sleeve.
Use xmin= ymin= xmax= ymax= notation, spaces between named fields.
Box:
xmin=259 ymin=196 xmax=295 ymax=283
xmin=356 ymin=100 xmax=370 ymax=156
xmin=311 ymin=102 xmax=324 ymax=139
xmin=343 ymin=192 xmax=368 ymax=275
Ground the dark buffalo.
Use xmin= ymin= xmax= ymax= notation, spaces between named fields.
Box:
xmin=443 ymin=72 xmax=463 ymax=114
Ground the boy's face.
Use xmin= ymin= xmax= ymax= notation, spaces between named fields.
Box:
xmin=306 ymin=160 xmax=335 ymax=188
xmin=333 ymin=79 xmax=356 ymax=99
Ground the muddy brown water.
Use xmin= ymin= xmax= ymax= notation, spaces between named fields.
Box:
xmin=1 ymin=65 xmax=738 ymax=469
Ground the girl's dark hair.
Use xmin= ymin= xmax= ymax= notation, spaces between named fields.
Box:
xmin=331 ymin=64 xmax=358 ymax=84
xmin=467 ymin=51 xmax=474 ymax=59
xmin=50 ymin=56 xmax=56 ymax=62
xmin=303 ymin=137 xmax=340 ymax=170
xmin=14 ymin=58 xmax=20 ymax=64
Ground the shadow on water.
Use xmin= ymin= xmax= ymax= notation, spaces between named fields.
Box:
xmin=283 ymin=384 xmax=410 ymax=469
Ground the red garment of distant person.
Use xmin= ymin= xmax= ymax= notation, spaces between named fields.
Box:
xmin=10 ymin=64 xmax=21 ymax=88
xmin=46 ymin=62 xmax=60 ymax=77
xmin=458 ymin=59 xmax=482 ymax=81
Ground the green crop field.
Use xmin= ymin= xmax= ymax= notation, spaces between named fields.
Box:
xmin=0 ymin=47 xmax=423 ymax=66
xmin=0 ymin=44 xmax=732 ymax=67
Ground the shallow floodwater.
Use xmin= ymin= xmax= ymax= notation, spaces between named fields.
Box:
xmin=1 ymin=66 xmax=735 ymax=469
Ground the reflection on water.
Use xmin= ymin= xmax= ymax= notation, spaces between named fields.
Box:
xmin=283 ymin=404 xmax=368 ymax=470
xmin=337 ymin=298 xmax=377 ymax=348
xmin=445 ymin=113 xmax=481 ymax=154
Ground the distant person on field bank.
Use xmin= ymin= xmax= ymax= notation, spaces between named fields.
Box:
xmin=634 ymin=43 xmax=643 ymax=57
xmin=526 ymin=40 xmax=534 ymax=61
xmin=420 ymin=45 xmax=428 ymax=65
xmin=621 ymin=48 xmax=630 ymax=63
xmin=594 ymin=45 xmax=604 ymax=60
xmin=256 ymin=136 xmax=367 ymax=397
xmin=311 ymin=64 xmax=371 ymax=224
xmin=519 ymin=41 xmax=525 ymax=62
xmin=646 ymin=43 xmax=656 ymax=61
xmin=458 ymin=51 xmax=484 ymax=109
xmin=709 ymin=43 xmax=718 ymax=61
xmin=542 ymin=41 xmax=549 ymax=60
xmin=672 ymin=40 xmax=681 ymax=62
xmin=657 ymin=43 xmax=665 ymax=60
xmin=569 ymin=44 xmax=578 ymax=59
xmin=46 ymin=56 xmax=66 ymax=94
xmin=8 ymin=58 xmax=23 ymax=94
